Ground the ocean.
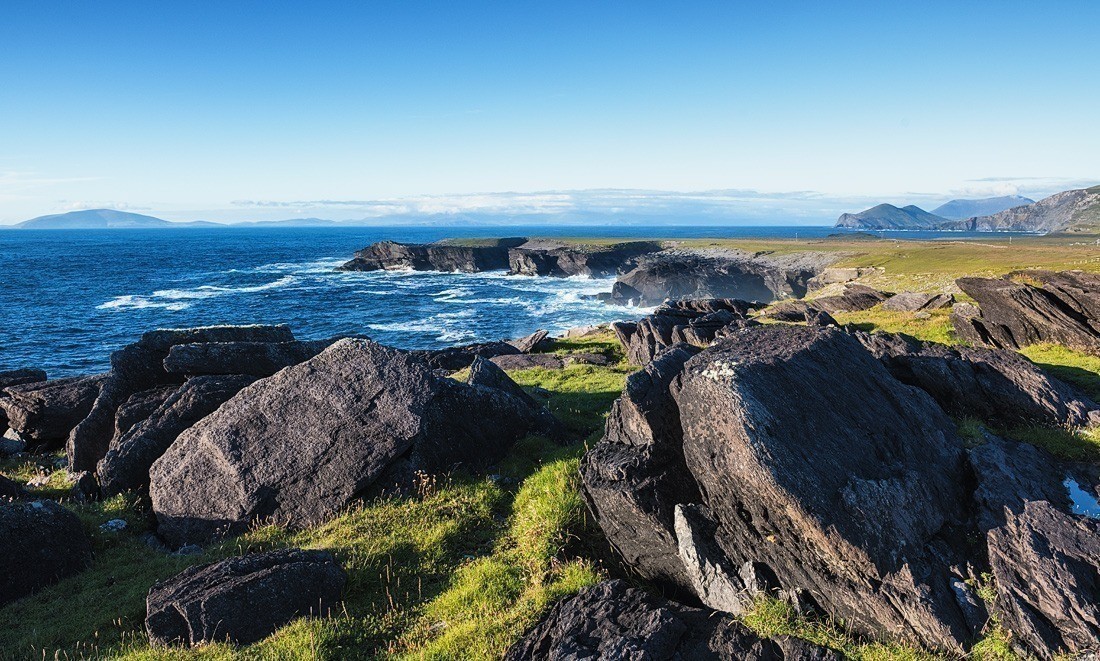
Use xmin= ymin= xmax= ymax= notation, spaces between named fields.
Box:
xmin=0 ymin=225 xmax=1018 ymax=376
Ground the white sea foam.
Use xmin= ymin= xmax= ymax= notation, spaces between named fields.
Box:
xmin=98 ymin=275 xmax=298 ymax=311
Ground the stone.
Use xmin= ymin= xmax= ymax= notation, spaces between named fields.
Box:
xmin=161 ymin=339 xmax=335 ymax=377
xmin=504 ymin=580 xmax=840 ymax=661
xmin=758 ymin=300 xmax=838 ymax=326
xmin=411 ymin=341 xmax=521 ymax=372
xmin=338 ymin=238 xmax=527 ymax=272
xmin=0 ymin=368 xmax=48 ymax=390
xmin=508 ymin=241 xmax=661 ymax=277
xmin=113 ymin=387 xmax=178 ymax=439
xmin=611 ymin=299 xmax=761 ymax=365
xmin=0 ymin=500 xmax=93 ymax=606
xmin=882 ymin=291 xmax=954 ymax=312
xmin=145 ymin=549 xmax=346 ymax=647
xmin=812 ymin=283 xmax=890 ymax=313
xmin=806 ymin=266 xmax=880 ymax=290
xmin=565 ymin=352 xmax=613 ymax=366
xmin=0 ymin=474 xmax=24 ymax=499
xmin=489 ymin=353 xmax=565 ymax=370
xmin=0 ymin=374 xmax=106 ymax=450
xmin=507 ymin=329 xmax=550 ymax=353
xmin=150 ymin=339 xmax=561 ymax=546
xmin=98 ymin=375 xmax=257 ymax=497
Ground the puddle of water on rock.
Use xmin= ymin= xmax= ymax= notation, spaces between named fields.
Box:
xmin=1063 ymin=476 xmax=1100 ymax=518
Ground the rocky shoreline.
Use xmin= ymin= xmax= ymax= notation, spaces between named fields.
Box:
xmin=2 ymin=248 xmax=1099 ymax=658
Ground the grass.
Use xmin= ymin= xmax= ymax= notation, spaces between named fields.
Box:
xmin=1019 ymin=344 xmax=1100 ymax=400
xmin=829 ymin=307 xmax=956 ymax=345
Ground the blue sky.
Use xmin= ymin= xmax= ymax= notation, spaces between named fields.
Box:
xmin=1 ymin=1 xmax=1098 ymax=224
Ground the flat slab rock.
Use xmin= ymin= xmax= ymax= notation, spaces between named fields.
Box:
xmin=505 ymin=580 xmax=840 ymax=661
xmin=146 ymin=548 xmax=346 ymax=646
xmin=0 ymin=374 xmax=105 ymax=448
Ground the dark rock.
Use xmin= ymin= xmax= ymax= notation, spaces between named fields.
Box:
xmin=611 ymin=299 xmax=761 ymax=365
xmin=145 ymin=548 xmax=345 ymax=647
xmin=490 ymin=353 xmax=565 ymax=370
xmin=581 ymin=344 xmax=702 ymax=591
xmin=150 ymin=339 xmax=561 ymax=546
xmin=338 ymin=238 xmax=526 ymax=272
xmin=969 ymin=439 xmax=1100 ymax=658
xmin=856 ymin=331 xmax=1099 ymax=428
xmin=0 ymin=500 xmax=93 ymax=606
xmin=0 ymin=474 xmax=24 ymax=499
xmin=812 ymin=283 xmax=890 ymax=313
xmin=882 ymin=291 xmax=954 ymax=312
xmin=565 ymin=352 xmax=613 ymax=366
xmin=759 ymin=301 xmax=839 ymax=326
xmin=954 ymin=272 xmax=1100 ymax=353
xmin=505 ymin=580 xmax=840 ymax=661
xmin=68 ymin=470 xmax=99 ymax=502
xmin=114 ymin=387 xmax=178 ymax=439
xmin=411 ymin=341 xmax=521 ymax=372
xmin=67 ymin=325 xmax=294 ymax=472
xmin=508 ymin=241 xmax=661 ymax=277
xmin=98 ymin=375 xmax=257 ymax=497
xmin=162 ymin=339 xmax=334 ymax=377
xmin=507 ymin=329 xmax=550 ymax=353
xmin=0 ymin=374 xmax=106 ymax=449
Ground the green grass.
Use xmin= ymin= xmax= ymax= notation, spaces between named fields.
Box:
xmin=1019 ymin=344 xmax=1100 ymax=400
xmin=829 ymin=307 xmax=956 ymax=345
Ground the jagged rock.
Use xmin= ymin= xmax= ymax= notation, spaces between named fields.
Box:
xmin=114 ymin=387 xmax=178 ymax=439
xmin=411 ymin=341 xmax=521 ymax=372
xmin=0 ymin=375 xmax=106 ymax=449
xmin=162 ymin=340 xmax=333 ymax=377
xmin=67 ymin=470 xmax=99 ymax=502
xmin=338 ymin=238 xmax=526 ymax=272
xmin=954 ymin=272 xmax=1100 ymax=353
xmin=882 ymin=291 xmax=954 ymax=312
xmin=466 ymin=357 xmax=563 ymax=440
xmin=562 ymin=324 xmax=607 ymax=338
xmin=507 ymin=329 xmax=550 ymax=353
xmin=812 ymin=283 xmax=890 ymax=313
xmin=0 ymin=368 xmax=47 ymax=390
xmin=0 ymin=474 xmax=24 ymax=499
xmin=508 ymin=241 xmax=660 ymax=277
xmin=0 ymin=500 xmax=93 ymax=606
xmin=490 ymin=353 xmax=565 ymax=370
xmin=856 ymin=331 xmax=1099 ymax=428
xmin=806 ymin=267 xmax=880 ymax=291
xmin=565 ymin=352 xmax=613 ymax=366
xmin=67 ymin=325 xmax=294 ymax=472
xmin=758 ymin=301 xmax=838 ymax=326
xmin=98 ymin=375 xmax=257 ymax=497
xmin=504 ymin=580 xmax=840 ymax=661
xmin=581 ymin=344 xmax=702 ymax=591
xmin=150 ymin=339 xmax=561 ymax=546
xmin=969 ymin=439 xmax=1100 ymax=658
xmin=611 ymin=299 xmax=761 ymax=365
xmin=145 ymin=549 xmax=345 ymax=647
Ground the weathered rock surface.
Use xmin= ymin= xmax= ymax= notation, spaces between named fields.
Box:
xmin=0 ymin=368 xmax=48 ymax=434
xmin=98 ymin=375 xmax=257 ymax=497
xmin=490 ymin=353 xmax=565 ymax=371
xmin=162 ymin=340 xmax=333 ymax=377
xmin=758 ymin=301 xmax=838 ymax=326
xmin=610 ymin=251 xmax=834 ymax=307
xmin=806 ymin=266 xmax=879 ymax=290
xmin=969 ymin=439 xmax=1100 ymax=658
xmin=0 ymin=374 xmax=105 ymax=449
xmin=507 ymin=329 xmax=550 ymax=353
xmin=953 ymin=272 xmax=1100 ymax=353
xmin=338 ymin=238 xmax=527 ymax=272
xmin=581 ymin=344 xmax=702 ymax=591
xmin=505 ymin=580 xmax=840 ymax=661
xmin=411 ymin=341 xmax=520 ymax=372
xmin=146 ymin=548 xmax=345 ymax=647
xmin=150 ymin=338 xmax=560 ymax=546
xmin=67 ymin=325 xmax=296 ymax=472
xmin=508 ymin=241 xmax=661 ymax=277
xmin=114 ymin=387 xmax=178 ymax=439
xmin=812 ymin=283 xmax=890 ymax=313
xmin=611 ymin=299 xmax=761 ymax=365
xmin=0 ymin=500 xmax=93 ymax=606
xmin=856 ymin=331 xmax=1100 ymax=428
xmin=882 ymin=291 xmax=954 ymax=312
xmin=0 ymin=474 xmax=24 ymax=499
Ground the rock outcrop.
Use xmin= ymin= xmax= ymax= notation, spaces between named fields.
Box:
xmin=98 ymin=375 xmax=257 ymax=496
xmin=757 ymin=301 xmax=838 ymax=326
xmin=953 ymin=272 xmax=1100 ymax=353
xmin=146 ymin=549 xmax=346 ymax=647
xmin=0 ymin=500 xmax=93 ymax=606
xmin=338 ymin=238 xmax=527 ymax=272
xmin=811 ymin=283 xmax=890 ymax=313
xmin=1 ymin=375 xmax=105 ymax=449
xmin=953 ymin=186 xmax=1100 ymax=233
xmin=507 ymin=329 xmax=550 ymax=354
xmin=505 ymin=580 xmax=840 ymax=661
xmin=882 ymin=291 xmax=953 ymax=312
xmin=150 ymin=338 xmax=560 ymax=546
xmin=162 ymin=340 xmax=333 ymax=377
xmin=410 ymin=340 xmax=521 ymax=371
xmin=611 ymin=299 xmax=761 ymax=365
xmin=507 ymin=241 xmax=661 ymax=277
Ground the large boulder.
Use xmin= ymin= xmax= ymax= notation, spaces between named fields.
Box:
xmin=969 ymin=439 xmax=1100 ymax=659
xmin=581 ymin=344 xmax=702 ymax=592
xmin=812 ymin=283 xmax=890 ymax=313
xmin=504 ymin=580 xmax=840 ymax=661
xmin=338 ymin=238 xmax=526 ymax=272
xmin=67 ymin=325 xmax=296 ymax=472
xmin=410 ymin=341 xmax=521 ymax=372
xmin=0 ymin=375 xmax=106 ymax=449
xmin=507 ymin=241 xmax=661 ymax=277
xmin=507 ymin=329 xmax=550 ymax=354
xmin=611 ymin=299 xmax=761 ymax=365
xmin=0 ymin=368 xmax=48 ymax=435
xmin=0 ymin=500 xmax=93 ymax=606
xmin=162 ymin=340 xmax=333 ymax=377
xmin=953 ymin=272 xmax=1100 ymax=353
xmin=856 ymin=331 xmax=1100 ymax=428
xmin=882 ymin=291 xmax=953 ymax=312
xmin=150 ymin=339 xmax=560 ymax=546
xmin=98 ymin=375 xmax=257 ymax=497
xmin=0 ymin=474 xmax=24 ymax=499
xmin=757 ymin=301 xmax=838 ymax=326
xmin=113 ymin=386 xmax=179 ymax=439
xmin=146 ymin=548 xmax=345 ymax=647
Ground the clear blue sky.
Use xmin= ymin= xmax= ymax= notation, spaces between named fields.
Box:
xmin=1 ymin=0 xmax=1098 ymax=224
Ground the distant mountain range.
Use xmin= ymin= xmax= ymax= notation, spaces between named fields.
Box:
xmin=12 ymin=209 xmax=220 ymax=229
xmin=836 ymin=187 xmax=1100 ymax=233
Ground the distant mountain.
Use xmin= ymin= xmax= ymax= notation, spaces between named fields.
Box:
xmin=835 ymin=204 xmax=948 ymax=230
xmin=951 ymin=186 xmax=1100 ymax=233
xmin=13 ymin=209 xmax=220 ymax=229
xmin=931 ymin=195 xmax=1034 ymax=220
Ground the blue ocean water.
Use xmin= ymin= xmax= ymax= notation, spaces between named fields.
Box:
xmin=0 ymin=225 xmax=1023 ymax=376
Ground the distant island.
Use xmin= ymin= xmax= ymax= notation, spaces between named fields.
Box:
xmin=837 ymin=187 xmax=1100 ymax=233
